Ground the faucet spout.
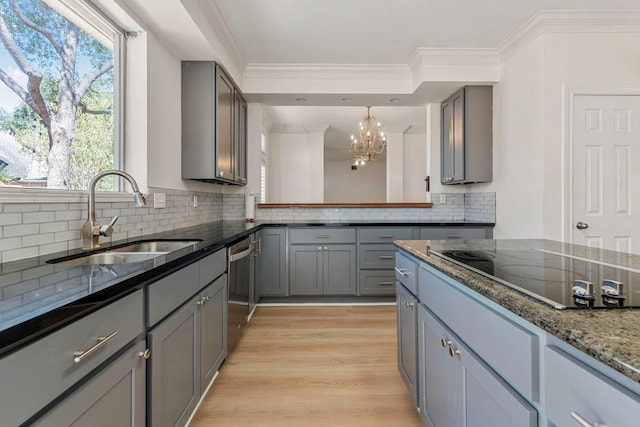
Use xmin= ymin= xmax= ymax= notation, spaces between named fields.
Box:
xmin=82 ymin=170 xmax=147 ymax=250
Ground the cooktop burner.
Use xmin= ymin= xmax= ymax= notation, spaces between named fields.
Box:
xmin=431 ymin=248 xmax=640 ymax=309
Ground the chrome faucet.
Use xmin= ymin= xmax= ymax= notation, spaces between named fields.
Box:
xmin=81 ymin=170 xmax=147 ymax=250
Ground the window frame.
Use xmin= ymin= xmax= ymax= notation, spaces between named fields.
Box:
xmin=0 ymin=0 xmax=127 ymax=200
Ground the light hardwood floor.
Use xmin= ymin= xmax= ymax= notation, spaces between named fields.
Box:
xmin=189 ymin=305 xmax=423 ymax=427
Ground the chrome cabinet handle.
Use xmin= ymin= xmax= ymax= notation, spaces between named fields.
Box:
xmin=576 ymin=222 xmax=589 ymax=230
xmin=394 ymin=267 xmax=408 ymax=276
xmin=379 ymin=281 xmax=394 ymax=286
xmin=449 ymin=347 xmax=461 ymax=357
xmin=197 ymin=296 xmax=211 ymax=306
xmin=379 ymin=234 xmax=393 ymax=238
xmin=405 ymin=301 xmax=414 ymax=309
xmin=446 ymin=235 xmax=462 ymax=239
xmin=316 ymin=235 xmax=330 ymax=238
xmin=73 ymin=331 xmax=118 ymax=363
xmin=571 ymin=412 xmax=607 ymax=427
xmin=324 ymin=247 xmax=328 ymax=251
xmin=379 ymin=255 xmax=394 ymax=260
xmin=440 ymin=339 xmax=451 ymax=348
xmin=138 ymin=349 xmax=151 ymax=360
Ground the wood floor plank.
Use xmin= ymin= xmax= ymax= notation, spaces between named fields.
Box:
xmin=189 ymin=305 xmax=423 ymax=427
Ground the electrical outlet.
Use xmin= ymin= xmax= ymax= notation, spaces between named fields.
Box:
xmin=153 ymin=193 xmax=166 ymax=209
xmin=439 ymin=194 xmax=447 ymax=204
xmin=193 ymin=195 xmax=198 ymax=207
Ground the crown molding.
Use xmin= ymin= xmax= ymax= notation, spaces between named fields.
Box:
xmin=498 ymin=10 xmax=640 ymax=62
xmin=195 ymin=0 xmax=247 ymax=74
xmin=243 ymin=63 xmax=411 ymax=81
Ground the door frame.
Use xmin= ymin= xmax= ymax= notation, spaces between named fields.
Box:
xmin=562 ymin=84 xmax=640 ymax=245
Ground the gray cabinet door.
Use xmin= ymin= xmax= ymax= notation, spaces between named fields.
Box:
xmin=32 ymin=340 xmax=146 ymax=427
xmin=323 ymin=244 xmax=356 ymax=294
xmin=420 ymin=305 xmax=536 ymax=427
xmin=149 ymin=299 xmax=199 ymax=427
xmin=396 ymin=284 xmax=418 ymax=408
xmin=200 ymin=274 xmax=227 ymax=395
xmin=215 ymin=66 xmax=234 ymax=181
xmin=442 ymin=89 xmax=464 ymax=183
xmin=234 ymin=91 xmax=247 ymax=184
xmin=419 ymin=304 xmax=455 ymax=427
xmin=290 ymin=245 xmax=322 ymax=295
xmin=259 ymin=228 xmax=288 ymax=296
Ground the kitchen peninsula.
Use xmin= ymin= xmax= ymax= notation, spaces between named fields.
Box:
xmin=395 ymin=238 xmax=640 ymax=427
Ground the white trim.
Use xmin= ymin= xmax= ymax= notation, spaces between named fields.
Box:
xmin=563 ymin=85 xmax=640 ymax=244
xmin=0 ymin=188 xmax=136 ymax=203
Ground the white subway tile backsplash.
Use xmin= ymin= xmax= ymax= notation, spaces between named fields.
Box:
xmin=0 ymin=213 xmax=22 ymax=226
xmin=23 ymin=212 xmax=56 ymax=224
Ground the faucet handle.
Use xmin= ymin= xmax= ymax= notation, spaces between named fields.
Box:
xmin=99 ymin=215 xmax=119 ymax=237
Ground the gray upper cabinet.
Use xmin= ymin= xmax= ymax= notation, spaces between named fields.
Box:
xmin=441 ymin=86 xmax=492 ymax=185
xmin=182 ymin=61 xmax=247 ymax=185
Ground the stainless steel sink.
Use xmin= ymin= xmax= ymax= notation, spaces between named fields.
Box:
xmin=47 ymin=239 xmax=202 ymax=265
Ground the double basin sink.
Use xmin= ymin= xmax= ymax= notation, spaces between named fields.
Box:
xmin=47 ymin=239 xmax=202 ymax=265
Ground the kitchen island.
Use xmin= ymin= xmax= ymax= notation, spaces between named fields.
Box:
xmin=395 ymin=238 xmax=640 ymax=427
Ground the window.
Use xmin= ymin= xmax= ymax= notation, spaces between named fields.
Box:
xmin=0 ymin=0 xmax=122 ymax=191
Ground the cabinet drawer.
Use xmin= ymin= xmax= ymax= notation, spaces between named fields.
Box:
xmin=147 ymin=262 xmax=200 ymax=326
xmin=0 ymin=289 xmax=144 ymax=427
xmin=420 ymin=266 xmax=538 ymax=401
xmin=289 ymin=227 xmax=356 ymax=244
xmin=358 ymin=227 xmax=414 ymax=243
xmin=545 ymin=346 xmax=640 ymax=427
xmin=359 ymin=244 xmax=397 ymax=269
xmin=199 ymin=249 xmax=226 ymax=288
xmin=420 ymin=226 xmax=489 ymax=240
xmin=359 ymin=270 xmax=396 ymax=295
xmin=395 ymin=251 xmax=418 ymax=295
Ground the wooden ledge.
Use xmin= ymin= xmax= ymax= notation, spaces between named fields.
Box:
xmin=257 ymin=203 xmax=433 ymax=208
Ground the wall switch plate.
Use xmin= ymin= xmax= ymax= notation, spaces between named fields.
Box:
xmin=439 ymin=194 xmax=447 ymax=204
xmin=193 ymin=195 xmax=198 ymax=207
xmin=153 ymin=193 xmax=166 ymax=208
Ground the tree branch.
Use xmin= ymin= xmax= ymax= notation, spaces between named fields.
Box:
xmin=0 ymin=16 xmax=51 ymax=125
xmin=78 ymin=101 xmax=111 ymax=115
xmin=9 ymin=0 xmax=64 ymax=58
xmin=75 ymin=59 xmax=113 ymax=102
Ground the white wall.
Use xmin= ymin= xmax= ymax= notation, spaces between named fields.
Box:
xmin=324 ymin=156 xmax=386 ymax=202
xmin=268 ymin=131 xmax=324 ymax=203
xmin=403 ymin=132 xmax=428 ymax=201
xmin=474 ymin=37 xmax=546 ymax=239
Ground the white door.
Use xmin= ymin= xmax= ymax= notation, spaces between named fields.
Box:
xmin=572 ymin=95 xmax=640 ymax=254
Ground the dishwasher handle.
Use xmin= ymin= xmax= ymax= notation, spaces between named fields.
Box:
xmin=229 ymin=244 xmax=253 ymax=262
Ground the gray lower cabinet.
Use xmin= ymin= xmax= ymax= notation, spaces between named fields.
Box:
xmin=290 ymin=244 xmax=356 ymax=295
xmin=199 ymin=274 xmax=227 ymax=395
xmin=419 ymin=304 xmax=536 ymax=427
xmin=33 ymin=340 xmax=147 ymax=427
xmin=396 ymin=283 xmax=418 ymax=407
xmin=545 ymin=344 xmax=640 ymax=427
xmin=257 ymin=228 xmax=288 ymax=297
xmin=149 ymin=294 xmax=200 ymax=427
xmin=149 ymin=274 xmax=227 ymax=427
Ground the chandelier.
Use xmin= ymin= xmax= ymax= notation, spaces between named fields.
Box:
xmin=349 ymin=106 xmax=386 ymax=166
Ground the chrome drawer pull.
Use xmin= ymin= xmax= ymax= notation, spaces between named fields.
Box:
xmin=571 ymin=412 xmax=607 ymax=427
xmin=379 ymin=255 xmax=394 ymax=260
xmin=316 ymin=235 xmax=330 ymax=238
xmin=379 ymin=281 xmax=394 ymax=286
xmin=447 ymin=235 xmax=462 ymax=239
xmin=73 ymin=331 xmax=118 ymax=364
xmin=138 ymin=349 xmax=151 ymax=360
xmin=394 ymin=267 xmax=408 ymax=276
xmin=379 ymin=234 xmax=393 ymax=238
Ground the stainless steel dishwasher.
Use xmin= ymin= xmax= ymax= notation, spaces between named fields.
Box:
xmin=227 ymin=238 xmax=253 ymax=354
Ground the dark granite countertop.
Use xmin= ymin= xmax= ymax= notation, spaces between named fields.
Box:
xmin=0 ymin=219 xmax=493 ymax=357
xmin=395 ymin=239 xmax=640 ymax=383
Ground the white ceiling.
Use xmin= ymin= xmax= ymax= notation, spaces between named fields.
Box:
xmin=124 ymin=0 xmax=640 ymax=151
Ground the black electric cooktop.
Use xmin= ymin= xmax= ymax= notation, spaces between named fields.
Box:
xmin=430 ymin=248 xmax=640 ymax=309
